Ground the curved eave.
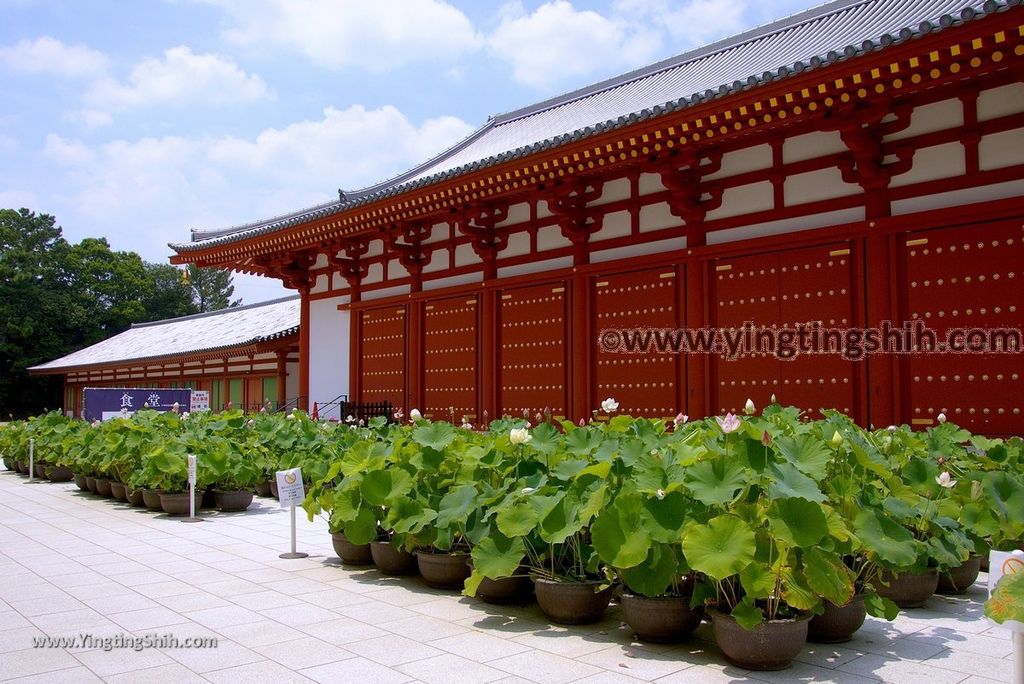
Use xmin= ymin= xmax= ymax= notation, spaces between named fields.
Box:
xmin=28 ymin=328 xmax=300 ymax=377
xmin=169 ymin=0 xmax=1019 ymax=264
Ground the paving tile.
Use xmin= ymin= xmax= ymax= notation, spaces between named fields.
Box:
xmin=205 ymin=658 xmax=316 ymax=683
xmin=397 ymin=652 xmax=508 ymax=683
xmin=0 ymin=626 xmax=46 ymax=654
xmin=73 ymin=643 xmax=175 ymax=676
xmin=838 ymin=652 xmax=971 ymax=683
xmin=297 ymin=617 xmax=391 ymax=645
xmin=258 ymin=602 xmax=342 ymax=626
xmin=345 ymin=634 xmax=445 ymax=666
xmin=490 ymin=649 xmax=604 ymax=683
xmin=300 ymin=655 xmax=413 ymax=684
xmin=107 ymin=606 xmax=191 ymax=631
xmin=581 ymin=644 xmax=694 ymax=681
xmin=295 ymin=587 xmax=374 ymax=609
xmin=132 ymin=579 xmax=197 ymax=599
xmin=80 ymin=592 xmax=159 ymax=613
xmin=8 ymin=593 xmax=86 ymax=616
xmin=922 ymin=648 xmax=1013 ymax=680
xmin=29 ymin=607 xmax=115 ymax=635
xmin=217 ymin=619 xmax=308 ymax=648
xmin=0 ymin=647 xmax=82 ymax=680
xmin=230 ymin=589 xmax=306 ymax=611
xmin=184 ymin=604 xmax=262 ymax=629
xmin=6 ymin=665 xmax=105 ymax=683
xmin=104 ymin=662 xmax=210 ymax=684
xmin=162 ymin=637 xmax=263 ymax=673
xmin=511 ymin=627 xmax=614 ymax=658
xmin=428 ymin=630 xmax=533 ymax=661
xmin=254 ymin=636 xmax=354 ymax=669
xmin=794 ymin=643 xmax=868 ymax=669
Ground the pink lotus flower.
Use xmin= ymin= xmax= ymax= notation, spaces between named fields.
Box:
xmin=935 ymin=472 xmax=957 ymax=488
xmin=716 ymin=412 xmax=741 ymax=434
xmin=674 ymin=413 xmax=688 ymax=428
xmin=761 ymin=431 xmax=771 ymax=446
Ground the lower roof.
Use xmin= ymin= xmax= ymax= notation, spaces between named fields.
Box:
xmin=29 ymin=296 xmax=300 ymax=374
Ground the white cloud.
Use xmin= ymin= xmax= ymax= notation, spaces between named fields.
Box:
xmin=0 ymin=36 xmax=109 ymax=78
xmin=0 ymin=189 xmax=39 ymax=210
xmin=0 ymin=134 xmax=17 ymax=152
xmin=199 ymin=0 xmax=481 ymax=71
xmin=38 ymin=104 xmax=474 ymax=286
xmin=488 ymin=0 xmax=753 ymax=90
xmin=83 ymin=46 xmax=271 ymax=115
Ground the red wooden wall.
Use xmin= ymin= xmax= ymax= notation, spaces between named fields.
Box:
xmin=422 ymin=295 xmax=479 ymax=421
xmin=359 ymin=306 xmax=407 ymax=410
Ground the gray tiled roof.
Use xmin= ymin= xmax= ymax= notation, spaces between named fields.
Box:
xmin=173 ymin=0 xmax=1007 ymax=253
xmin=29 ymin=296 xmax=300 ymax=373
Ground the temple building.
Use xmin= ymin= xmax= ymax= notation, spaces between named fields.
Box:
xmin=170 ymin=0 xmax=1024 ymax=434
xmin=30 ymin=297 xmax=299 ymax=417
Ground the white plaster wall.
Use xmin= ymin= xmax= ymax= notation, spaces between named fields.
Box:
xmin=308 ymin=295 xmax=350 ymax=415
xmin=365 ymin=239 xmax=384 ymax=258
xmin=537 ymin=225 xmax=573 ymax=251
xmin=592 ymin=210 xmax=631 ymax=242
xmin=637 ymin=172 xmax=666 ymax=196
xmin=785 ymin=167 xmax=860 ymax=205
xmin=783 ymin=130 xmax=846 ymax=164
xmin=495 ymin=202 xmax=531 ymax=227
xmin=536 ymin=199 xmax=553 ymax=219
xmin=708 ymin=207 xmax=865 ymax=245
xmin=499 ymin=231 xmax=531 ymax=258
xmin=361 ymin=284 xmax=411 ymax=301
xmin=885 ymin=98 xmax=963 ymax=142
xmin=387 ymin=258 xmax=406 ymax=280
xmin=591 ymin=236 xmax=685 ymax=264
xmin=889 ymin=142 xmax=964 ymax=187
xmin=423 ymin=222 xmax=449 ymax=244
xmin=363 ymin=262 xmax=383 ymax=285
xmin=454 ymin=243 xmax=478 ymax=267
xmin=423 ymin=272 xmax=483 ymax=290
xmin=497 ymin=256 xmax=573 ymax=279
xmin=286 ymin=362 xmax=299 ymax=403
xmin=891 ymin=178 xmax=1024 ymax=216
xmin=979 ymin=128 xmax=1024 ymax=171
xmin=638 ymin=201 xmax=678 ymax=233
xmin=706 ymin=144 xmax=772 ymax=180
xmin=705 ymin=180 xmax=774 ymax=221
xmin=422 ymin=248 xmax=449 ymax=274
xmin=589 ymin=177 xmax=631 ymax=206
xmin=311 ymin=253 xmax=329 ymax=269
xmin=977 ymin=82 xmax=1024 ymax=121
xmin=310 ymin=273 xmax=329 ymax=294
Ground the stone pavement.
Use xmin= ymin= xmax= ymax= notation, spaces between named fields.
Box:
xmin=0 ymin=469 xmax=1015 ymax=683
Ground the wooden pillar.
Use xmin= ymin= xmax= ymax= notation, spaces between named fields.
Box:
xmin=298 ymin=287 xmax=310 ymax=411
xmin=569 ymin=272 xmax=592 ymax=422
xmin=684 ymin=260 xmax=708 ymax=419
xmin=275 ymin=349 xmax=287 ymax=409
xmin=480 ymin=288 xmax=497 ymax=424
xmin=865 ymin=226 xmax=898 ymax=428
xmin=349 ymin=310 xmax=362 ymax=404
xmin=407 ymin=299 xmax=422 ymax=416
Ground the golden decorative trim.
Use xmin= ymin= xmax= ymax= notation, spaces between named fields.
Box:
xmin=907 ymin=238 xmax=929 ymax=247
xmin=829 ymin=249 xmax=851 ymax=256
xmin=716 ymin=264 xmax=732 ymax=272
xmin=911 ymin=418 xmax=934 ymax=425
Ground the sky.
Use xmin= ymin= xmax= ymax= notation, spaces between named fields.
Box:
xmin=0 ymin=0 xmax=816 ymax=305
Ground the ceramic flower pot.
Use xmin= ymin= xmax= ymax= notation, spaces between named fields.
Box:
xmin=109 ymin=481 xmax=128 ymax=502
xmin=467 ymin=560 xmax=533 ymax=605
xmin=94 ymin=478 xmax=113 ymax=498
xmin=808 ymin=594 xmax=867 ymax=643
xmin=159 ymin=491 xmax=194 ymax=516
xmin=937 ymin=556 xmax=982 ymax=595
xmin=533 ymin=576 xmax=614 ymax=625
xmin=621 ymin=592 xmax=703 ymax=643
xmin=213 ymin=489 xmax=254 ymax=512
xmin=415 ymin=551 xmax=471 ymax=589
xmin=876 ymin=569 xmax=939 ymax=608
xmin=34 ymin=463 xmax=47 ymax=479
xmin=254 ymin=480 xmax=272 ymax=497
xmin=710 ymin=608 xmax=811 ymax=671
xmin=85 ymin=476 xmax=98 ymax=493
xmin=125 ymin=487 xmax=145 ymax=507
xmin=141 ymin=488 xmax=164 ymax=511
xmin=331 ymin=532 xmax=374 ymax=566
xmin=73 ymin=474 xmax=88 ymax=491
xmin=46 ymin=465 xmax=73 ymax=482
xmin=370 ymin=540 xmax=418 ymax=576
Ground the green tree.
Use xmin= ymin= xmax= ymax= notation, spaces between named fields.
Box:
xmin=186 ymin=264 xmax=240 ymax=312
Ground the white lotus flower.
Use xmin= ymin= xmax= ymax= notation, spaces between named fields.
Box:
xmin=935 ymin=472 xmax=957 ymax=488
xmin=409 ymin=408 xmax=422 ymax=421
xmin=181 ymin=412 xmax=189 ymax=420
xmin=887 ymin=425 xmax=898 ymax=431
xmin=937 ymin=412 xmax=947 ymax=424
xmin=247 ymin=419 xmax=255 ymax=427
xmin=770 ymin=394 xmax=777 ymax=404
xmin=346 ymin=415 xmax=355 ymax=423
xmin=744 ymin=398 xmax=756 ymax=415
xmin=521 ymin=487 xmax=536 ymax=495
xmin=601 ymin=397 xmax=619 ymax=413
xmin=509 ymin=428 xmax=533 ymax=445
xmin=656 ymin=489 xmax=666 ymax=500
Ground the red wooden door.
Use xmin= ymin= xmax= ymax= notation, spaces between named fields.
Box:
xmin=422 ymin=295 xmax=479 ymax=422
xmin=359 ymin=305 xmax=407 ymax=411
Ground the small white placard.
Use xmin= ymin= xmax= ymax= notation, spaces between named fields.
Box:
xmin=988 ymin=549 xmax=1024 ymax=633
xmin=191 ymin=391 xmax=210 ymax=412
xmin=187 ymin=455 xmax=197 ymax=485
xmin=276 ymin=468 xmax=305 ymax=508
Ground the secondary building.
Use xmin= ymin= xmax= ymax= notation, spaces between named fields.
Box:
xmin=30 ymin=297 xmax=300 ymax=417
xmin=170 ymin=0 xmax=1024 ymax=434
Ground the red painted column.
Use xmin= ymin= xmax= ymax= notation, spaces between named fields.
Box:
xmin=298 ymin=287 xmax=310 ymax=411
xmin=570 ymin=272 xmax=592 ymax=422
xmin=865 ymin=219 xmax=897 ymax=428
xmin=407 ymin=300 xmax=422 ymax=417
xmin=479 ymin=288 xmax=497 ymax=425
xmin=276 ymin=349 xmax=287 ymax=409
xmin=684 ymin=260 xmax=708 ymax=419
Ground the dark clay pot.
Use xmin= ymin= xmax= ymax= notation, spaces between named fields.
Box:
xmin=370 ymin=540 xmax=418 ymax=575
xmin=34 ymin=463 xmax=47 ymax=478
xmin=808 ymin=594 xmax=867 ymax=643
xmin=416 ymin=551 xmax=471 ymax=590
xmin=476 ymin=571 xmax=534 ymax=605
xmin=200 ymin=487 xmax=217 ymax=509
xmin=85 ymin=476 xmax=98 ymax=493
xmin=94 ymin=478 xmax=113 ymax=498
xmin=125 ymin=487 xmax=145 ymax=507
xmin=254 ymin=480 xmax=272 ymax=497
xmin=214 ymin=489 xmax=254 ymax=512
xmin=710 ymin=608 xmax=811 ymax=671
xmin=74 ymin=474 xmax=88 ymax=491
xmin=534 ymin=576 xmax=614 ymax=625
xmin=621 ymin=592 xmax=704 ymax=643
xmin=937 ymin=556 xmax=982 ymax=595
xmin=46 ymin=465 xmax=73 ymax=482
xmin=141 ymin=488 xmax=164 ymax=511
xmin=269 ymin=479 xmax=279 ymax=499
xmin=877 ymin=569 xmax=939 ymax=608
xmin=331 ymin=532 xmax=374 ymax=565
xmin=159 ymin=492 xmax=194 ymax=516
xmin=109 ymin=481 xmax=128 ymax=502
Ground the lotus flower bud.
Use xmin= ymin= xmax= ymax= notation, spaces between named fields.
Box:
xmin=770 ymin=394 xmax=777 ymax=404
xmin=761 ymin=431 xmax=771 ymax=446
xmin=655 ymin=489 xmax=666 ymax=500
xmin=674 ymin=412 xmax=687 ymax=427
xmin=521 ymin=487 xmax=536 ymax=495
xmin=601 ymin=397 xmax=619 ymax=413
xmin=937 ymin=412 xmax=947 ymax=424
xmin=409 ymin=408 xmax=422 ymax=421
xmin=743 ymin=398 xmax=755 ymax=415
xmin=832 ymin=431 xmax=843 ymax=446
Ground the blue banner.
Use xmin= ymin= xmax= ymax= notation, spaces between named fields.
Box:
xmin=83 ymin=388 xmax=193 ymax=422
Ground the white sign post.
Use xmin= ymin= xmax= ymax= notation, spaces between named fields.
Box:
xmin=276 ymin=467 xmax=308 ymax=559
xmin=182 ymin=454 xmax=204 ymax=524
xmin=27 ymin=438 xmax=34 ymax=482
xmin=988 ymin=549 xmax=1024 ymax=684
